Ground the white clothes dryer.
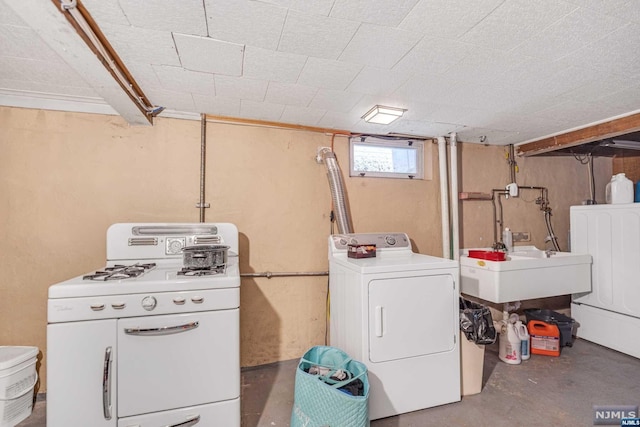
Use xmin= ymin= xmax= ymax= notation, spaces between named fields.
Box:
xmin=328 ymin=233 xmax=460 ymax=421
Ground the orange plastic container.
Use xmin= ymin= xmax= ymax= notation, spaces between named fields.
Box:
xmin=528 ymin=320 xmax=560 ymax=357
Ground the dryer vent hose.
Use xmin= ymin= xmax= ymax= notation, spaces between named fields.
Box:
xmin=322 ymin=150 xmax=353 ymax=234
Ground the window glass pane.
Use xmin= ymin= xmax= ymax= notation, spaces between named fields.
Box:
xmin=350 ymin=137 xmax=424 ymax=179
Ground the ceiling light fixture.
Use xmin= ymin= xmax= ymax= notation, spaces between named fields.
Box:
xmin=599 ymin=139 xmax=640 ymax=151
xmin=362 ymin=105 xmax=406 ymax=125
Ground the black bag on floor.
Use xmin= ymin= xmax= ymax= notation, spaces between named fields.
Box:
xmin=460 ymin=297 xmax=497 ymax=345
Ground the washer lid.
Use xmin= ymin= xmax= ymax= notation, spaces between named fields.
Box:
xmin=0 ymin=346 xmax=38 ymax=370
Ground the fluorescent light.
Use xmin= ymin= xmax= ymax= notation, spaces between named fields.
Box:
xmin=599 ymin=139 xmax=640 ymax=151
xmin=362 ymin=105 xmax=406 ymax=125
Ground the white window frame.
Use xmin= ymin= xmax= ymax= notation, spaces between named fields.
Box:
xmin=349 ymin=136 xmax=425 ymax=180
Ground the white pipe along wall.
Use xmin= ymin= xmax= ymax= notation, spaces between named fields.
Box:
xmin=438 ymin=136 xmax=451 ymax=259
xmin=449 ymin=133 xmax=460 ymax=261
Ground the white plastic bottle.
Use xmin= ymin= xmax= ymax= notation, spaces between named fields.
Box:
xmin=498 ymin=320 xmax=522 ymax=365
xmin=515 ymin=320 xmax=530 ymax=360
xmin=610 ymin=173 xmax=634 ymax=204
xmin=503 ymin=228 xmax=513 ymax=252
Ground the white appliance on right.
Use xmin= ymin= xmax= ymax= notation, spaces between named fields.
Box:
xmin=570 ymin=204 xmax=640 ymax=358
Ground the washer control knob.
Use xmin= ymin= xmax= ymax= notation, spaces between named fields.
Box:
xmin=385 ymin=235 xmax=397 ymax=246
xmin=141 ymin=296 xmax=157 ymax=311
xmin=173 ymin=297 xmax=186 ymax=305
xmin=191 ymin=296 xmax=204 ymax=304
xmin=349 ymin=238 xmax=358 ymax=245
xmin=339 ymin=238 xmax=348 ymax=246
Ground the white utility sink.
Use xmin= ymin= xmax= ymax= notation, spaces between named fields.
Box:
xmin=460 ymin=246 xmax=592 ymax=303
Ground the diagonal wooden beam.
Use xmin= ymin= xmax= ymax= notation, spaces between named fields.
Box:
xmin=516 ymin=111 xmax=640 ymax=156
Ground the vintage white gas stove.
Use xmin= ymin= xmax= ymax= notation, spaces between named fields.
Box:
xmin=47 ymin=223 xmax=240 ymax=427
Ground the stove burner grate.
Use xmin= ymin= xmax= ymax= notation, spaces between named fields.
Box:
xmin=83 ymin=263 xmax=156 ymax=281
xmin=178 ymin=265 xmax=226 ymax=276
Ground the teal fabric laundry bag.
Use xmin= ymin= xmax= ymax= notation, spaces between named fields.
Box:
xmin=290 ymin=346 xmax=370 ymax=427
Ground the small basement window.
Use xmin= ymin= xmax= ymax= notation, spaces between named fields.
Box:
xmin=350 ymin=136 xmax=425 ymax=179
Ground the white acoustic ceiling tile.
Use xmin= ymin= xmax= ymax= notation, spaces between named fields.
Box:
xmin=261 ymin=0 xmax=335 ymax=16
xmin=117 ymin=0 xmax=206 ymax=35
xmin=0 ymin=79 xmax=100 ymax=97
xmin=330 ymin=0 xmax=420 ymax=26
xmin=192 ymin=94 xmax=241 ymax=116
xmin=278 ymin=11 xmax=358 ymax=59
xmin=297 ymin=57 xmax=362 ymax=90
xmin=123 ymin=61 xmax=163 ymax=90
xmin=143 ymin=88 xmax=195 ymax=111
xmin=400 ymin=0 xmax=505 ymax=38
xmin=339 ymin=24 xmax=422 ymax=69
xmin=347 ymin=66 xmax=412 ymax=96
xmin=388 ymin=120 xmax=465 ymax=137
xmin=606 ymin=0 xmax=640 ymax=23
xmin=532 ymin=99 xmax=619 ymax=123
xmin=593 ymin=84 xmax=640 ymax=111
xmin=0 ymin=5 xmax=27 ymax=25
xmin=101 ymin=23 xmax=181 ymax=67
xmin=173 ymin=33 xmax=244 ymax=75
xmin=152 ymin=65 xmax=215 ymax=94
xmin=317 ymin=110 xmax=361 ymax=129
xmin=515 ymin=8 xmax=622 ymax=61
xmin=442 ymin=48 xmax=530 ymax=85
xmin=393 ymin=74 xmax=459 ymax=104
xmin=214 ymin=75 xmax=267 ymax=101
xmin=81 ymin=0 xmax=131 ymax=26
xmin=562 ymin=23 xmax=640 ymax=77
xmin=239 ymin=99 xmax=286 ymax=121
xmin=243 ymin=46 xmax=307 ymax=83
xmin=265 ymin=81 xmax=317 ymax=106
xmin=5 ymin=57 xmax=88 ymax=85
xmin=205 ymin=0 xmax=287 ymax=50
xmin=308 ymin=89 xmax=363 ymax=112
xmin=460 ymin=0 xmax=578 ymax=51
xmin=555 ymin=75 xmax=629 ymax=102
xmin=564 ymin=0 xmax=628 ymax=15
xmin=280 ymin=105 xmax=326 ymax=125
xmin=392 ymin=37 xmax=473 ymax=77
xmin=0 ymin=25 xmax=61 ymax=62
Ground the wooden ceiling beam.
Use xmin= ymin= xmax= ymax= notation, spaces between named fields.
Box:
xmin=516 ymin=111 xmax=640 ymax=156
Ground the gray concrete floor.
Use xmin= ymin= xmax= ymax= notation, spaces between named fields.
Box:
xmin=18 ymin=339 xmax=640 ymax=427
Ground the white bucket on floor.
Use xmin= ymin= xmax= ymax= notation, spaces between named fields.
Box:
xmin=0 ymin=346 xmax=39 ymax=427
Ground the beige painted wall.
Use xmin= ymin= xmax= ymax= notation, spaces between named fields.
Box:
xmin=0 ymin=106 xmax=612 ymax=391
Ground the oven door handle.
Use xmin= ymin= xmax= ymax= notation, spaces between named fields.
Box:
xmin=165 ymin=414 xmax=201 ymax=427
xmin=124 ymin=321 xmax=199 ymax=336
xmin=102 ymin=346 xmax=113 ymax=420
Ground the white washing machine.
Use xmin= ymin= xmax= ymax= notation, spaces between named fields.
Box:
xmin=329 ymin=233 xmax=460 ymax=421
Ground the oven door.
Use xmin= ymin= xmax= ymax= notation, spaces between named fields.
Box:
xmin=117 ymin=309 xmax=239 ymax=417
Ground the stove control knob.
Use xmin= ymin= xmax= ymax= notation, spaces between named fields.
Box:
xmin=141 ymin=296 xmax=157 ymax=311
xmin=385 ymin=235 xmax=397 ymax=246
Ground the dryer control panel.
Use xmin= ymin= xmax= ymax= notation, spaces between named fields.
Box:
xmin=330 ymin=233 xmax=411 ymax=251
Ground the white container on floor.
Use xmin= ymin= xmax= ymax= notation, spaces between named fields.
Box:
xmin=498 ymin=321 xmax=521 ymax=365
xmin=515 ymin=321 xmax=531 ymax=360
xmin=0 ymin=346 xmax=38 ymax=427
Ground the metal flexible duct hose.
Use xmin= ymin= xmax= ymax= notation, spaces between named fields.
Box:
xmin=322 ymin=150 xmax=353 ymax=234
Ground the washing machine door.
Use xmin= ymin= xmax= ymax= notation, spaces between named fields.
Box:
xmin=368 ymin=274 xmax=456 ymax=363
